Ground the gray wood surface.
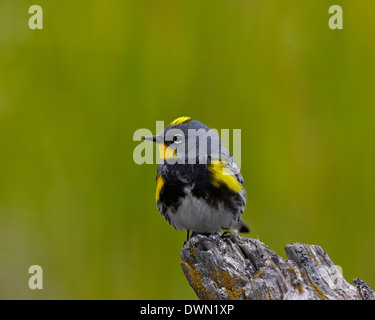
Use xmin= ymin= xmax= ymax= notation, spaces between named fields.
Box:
xmin=180 ymin=234 xmax=374 ymax=300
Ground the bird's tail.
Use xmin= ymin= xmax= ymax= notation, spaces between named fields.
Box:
xmin=230 ymin=220 xmax=250 ymax=233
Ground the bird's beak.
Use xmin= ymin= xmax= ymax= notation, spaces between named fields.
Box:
xmin=143 ymin=135 xmax=157 ymax=142
xmin=143 ymin=135 xmax=163 ymax=143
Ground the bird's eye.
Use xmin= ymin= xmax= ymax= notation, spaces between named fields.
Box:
xmin=173 ymin=134 xmax=183 ymax=144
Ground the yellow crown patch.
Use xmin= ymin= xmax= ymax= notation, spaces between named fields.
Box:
xmin=169 ymin=116 xmax=192 ymax=126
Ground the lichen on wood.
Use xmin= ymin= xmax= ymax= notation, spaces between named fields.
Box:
xmin=180 ymin=234 xmax=374 ymax=300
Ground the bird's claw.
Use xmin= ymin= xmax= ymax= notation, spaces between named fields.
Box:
xmin=221 ymin=231 xmax=233 ymax=239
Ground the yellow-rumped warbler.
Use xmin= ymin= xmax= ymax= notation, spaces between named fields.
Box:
xmin=143 ymin=117 xmax=249 ymax=242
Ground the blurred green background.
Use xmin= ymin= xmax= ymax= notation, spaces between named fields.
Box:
xmin=0 ymin=0 xmax=374 ymax=299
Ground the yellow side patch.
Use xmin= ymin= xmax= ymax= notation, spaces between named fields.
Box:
xmin=158 ymin=143 xmax=177 ymax=159
xmin=208 ymin=161 xmax=242 ymax=193
xmin=156 ymin=173 xmax=164 ymax=200
xmin=169 ymin=116 xmax=191 ymax=126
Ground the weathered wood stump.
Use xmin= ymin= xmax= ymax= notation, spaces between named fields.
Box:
xmin=180 ymin=234 xmax=375 ymax=300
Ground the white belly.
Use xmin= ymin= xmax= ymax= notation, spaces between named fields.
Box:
xmin=168 ymin=195 xmax=233 ymax=233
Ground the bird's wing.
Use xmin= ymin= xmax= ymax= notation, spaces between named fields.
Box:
xmin=215 ymin=145 xmax=244 ymax=185
xmin=207 ymin=158 xmax=244 ymax=193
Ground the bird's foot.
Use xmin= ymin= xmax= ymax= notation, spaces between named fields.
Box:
xmin=183 ymin=230 xmax=191 ymax=247
xmin=221 ymin=230 xmax=233 ymax=239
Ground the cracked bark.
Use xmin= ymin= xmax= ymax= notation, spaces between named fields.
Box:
xmin=180 ymin=234 xmax=375 ymax=300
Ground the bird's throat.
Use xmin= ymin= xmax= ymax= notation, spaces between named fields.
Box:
xmin=159 ymin=143 xmax=177 ymax=160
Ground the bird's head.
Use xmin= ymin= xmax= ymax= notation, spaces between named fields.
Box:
xmin=143 ymin=117 xmax=222 ymax=163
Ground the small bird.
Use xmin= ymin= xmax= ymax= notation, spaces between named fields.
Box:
xmin=143 ymin=117 xmax=249 ymax=242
